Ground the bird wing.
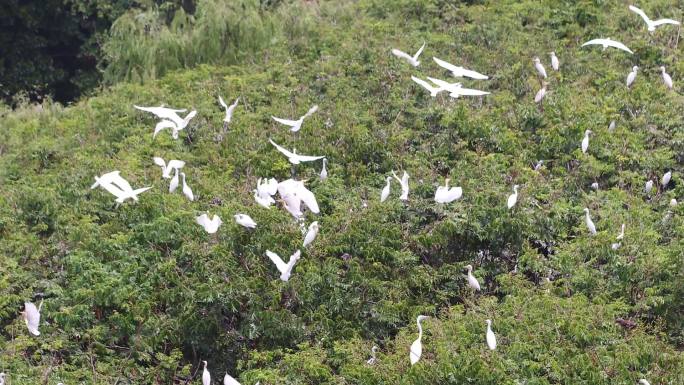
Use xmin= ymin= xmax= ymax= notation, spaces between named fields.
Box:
xmin=285 ymin=250 xmax=301 ymax=271
xmin=167 ymin=160 xmax=186 ymax=171
xmin=196 ymin=214 xmax=209 ymax=227
xmin=302 ymin=105 xmax=319 ymax=119
xmin=652 ymin=18 xmax=680 ymax=26
xmin=581 ymin=38 xmax=605 ymax=47
xmin=154 ymin=120 xmax=178 ymax=138
xmin=110 ymin=173 xmax=134 ymax=193
xmin=223 ymin=373 xmax=241 ymax=385
xmin=297 ymin=185 xmax=320 ymax=213
xmin=391 ymin=170 xmax=402 ymax=184
xmin=269 ymin=139 xmax=296 ymax=158
xmin=412 ymin=42 xmax=426 ymax=60
xmin=265 ymin=250 xmax=287 ymax=273
xmin=433 ymin=56 xmax=458 ymax=72
xmin=272 ymin=116 xmax=299 ymax=127
xmin=628 ymin=5 xmax=651 ymax=24
xmin=294 ymin=153 xmax=325 ymax=162
xmin=459 ymin=67 xmax=489 ymax=80
xmin=452 ymin=87 xmax=490 ymax=96
xmin=426 ymin=76 xmax=460 ymax=90
xmin=153 ymin=157 xmax=166 ymax=168
xmin=226 ymin=97 xmax=240 ymax=121
xmin=411 ymin=76 xmax=440 ymax=93
xmin=605 ymin=39 xmax=633 ymax=53
xmin=391 ymin=49 xmax=414 ymax=62
xmin=218 ymin=95 xmax=228 ymax=109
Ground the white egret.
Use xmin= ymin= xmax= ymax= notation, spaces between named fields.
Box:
xmin=670 ymin=198 xmax=678 ymax=207
xmin=169 ymin=167 xmax=180 ymax=193
xmin=617 ymin=223 xmax=625 ymax=240
xmin=320 ymin=158 xmax=328 ymax=181
xmin=660 ymin=66 xmax=674 ymax=89
xmin=153 ymin=157 xmax=185 ymax=178
xmin=485 ymin=319 xmax=497 ymax=350
xmin=0 ymin=373 xmax=5 ymax=385
xmin=223 ymin=373 xmax=241 ymax=385
xmin=277 ymin=179 xmax=320 ymax=214
xmin=507 ymin=184 xmax=519 ymax=209
xmin=218 ymin=96 xmax=240 ymax=130
xmin=581 ymin=130 xmax=591 ymax=154
xmin=629 ymin=5 xmax=680 ymax=32
xmin=272 ymin=105 xmax=319 ymax=133
xmin=254 ymin=190 xmax=275 ymax=209
xmin=367 ymin=345 xmax=379 ymax=365
xmin=391 ymin=42 xmax=425 ymax=67
xmin=392 ymin=170 xmax=409 ymax=200
xmin=181 ymin=173 xmax=194 ymax=201
xmin=534 ymin=82 xmax=548 ymax=103
xmin=23 ymin=301 xmax=42 ymax=336
xmin=638 ymin=380 xmax=651 ymax=385
xmin=234 ymin=214 xmax=257 ymax=229
xmin=269 ymin=139 xmax=325 ymax=165
xmin=380 ymin=177 xmax=391 ymax=202
xmin=409 ymin=315 xmax=429 ymax=365
xmin=433 ymin=57 xmax=489 ymax=79
xmin=153 ymin=120 xmax=177 ymax=139
xmin=91 ymin=171 xmax=151 ymax=203
xmin=533 ymin=57 xmax=547 ymax=78
xmin=662 ymin=171 xmax=672 ymax=188
xmin=465 ymin=264 xmax=481 ymax=291
xmin=550 ymin=52 xmax=560 ymax=71
xmin=411 ymin=76 xmax=444 ymax=97
xmin=257 ymin=178 xmax=279 ymax=197
xmin=434 ymin=178 xmax=462 ymax=203
xmin=645 ymin=180 xmax=654 ymax=194
xmin=303 ymin=221 xmax=319 ymax=247
xmin=584 ymin=208 xmax=597 ymax=235
xmin=581 ymin=38 xmax=633 ymax=54
xmin=591 ymin=182 xmax=599 ymax=190
xmin=281 ymin=192 xmax=303 ymax=219
xmin=135 ymin=105 xmax=197 ymax=139
xmin=426 ymin=77 xmax=489 ymax=97
xmin=626 ymin=66 xmax=638 ymax=87
xmin=609 ymin=120 xmax=616 ymax=131
xmin=196 ymin=213 xmax=222 ymax=234
xmin=611 ymin=242 xmax=621 ymax=250
xmin=202 ymin=361 xmax=210 ymax=385
xmin=265 ymin=250 xmax=301 ymax=282
xmin=133 ymin=105 xmax=186 ymax=116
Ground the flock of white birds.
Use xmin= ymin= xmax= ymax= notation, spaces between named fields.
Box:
xmin=7 ymin=4 xmax=680 ymax=385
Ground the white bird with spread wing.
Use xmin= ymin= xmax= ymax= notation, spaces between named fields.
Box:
xmin=234 ymin=214 xmax=257 ymax=229
xmin=23 ymin=300 xmax=42 ymax=336
xmin=277 ymin=179 xmax=320 ymax=216
xmin=269 ymin=139 xmax=325 ymax=165
xmin=433 ymin=57 xmax=489 ymax=79
xmin=434 ymin=178 xmax=462 ymax=203
xmin=91 ymin=171 xmax=151 ymax=203
xmin=196 ymin=213 xmax=222 ymax=234
xmin=135 ymin=105 xmax=197 ymax=139
xmin=409 ymin=315 xmax=429 ymax=365
xmin=427 ymin=77 xmax=490 ymax=98
xmin=265 ymin=250 xmax=301 ymax=282
xmin=254 ymin=177 xmax=278 ymax=208
xmin=411 ymin=76 xmax=445 ymax=97
xmin=218 ymin=96 xmax=239 ymax=130
xmin=223 ymin=373 xmax=241 ymax=385
xmin=391 ymin=42 xmax=425 ymax=67
xmin=272 ymin=105 xmax=319 ymax=133
xmin=581 ymin=38 xmax=633 ymax=54
xmin=392 ymin=170 xmax=409 ymax=201
xmin=629 ymin=5 xmax=680 ymax=32
xmin=153 ymin=157 xmax=185 ymax=179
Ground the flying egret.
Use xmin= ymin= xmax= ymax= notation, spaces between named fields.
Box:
xmin=533 ymin=57 xmax=547 ymax=78
xmin=202 ymin=361 xmax=210 ymax=385
xmin=223 ymin=373 xmax=241 ymax=385
xmin=409 ymin=315 xmax=429 ymax=365
xmin=617 ymin=223 xmax=625 ymax=240
xmin=581 ymin=38 xmax=633 ymax=54
xmin=434 ymin=178 xmax=462 ymax=203
xmin=581 ymin=130 xmax=591 ymax=154
xmin=153 ymin=157 xmax=185 ymax=178
xmin=507 ymin=185 xmax=519 ymax=209
xmin=465 ymin=264 xmax=481 ymax=291
xmin=638 ymin=380 xmax=651 ymax=385
xmin=281 ymin=192 xmax=303 ymax=219
xmin=433 ymin=57 xmax=489 ymax=79
xmin=645 ymin=180 xmax=654 ymax=194
xmin=269 ymin=139 xmax=325 ymax=165
xmin=550 ymin=52 xmax=560 ymax=71
xmin=272 ymin=105 xmax=319 ymax=133
xmin=411 ymin=76 xmax=445 ymax=97
xmin=135 ymin=105 xmax=197 ymax=139
xmin=218 ymin=95 xmax=240 ymax=131
xmin=485 ymin=319 xmax=497 ymax=350
xmin=367 ymin=345 xmax=379 ymax=365
xmin=629 ymin=5 xmax=680 ymax=32
xmin=380 ymin=177 xmax=391 ymax=202
xmin=662 ymin=171 xmax=672 ymax=187
xmin=303 ymin=221 xmax=319 ymax=247
xmin=91 ymin=171 xmax=151 ymax=203
xmin=426 ymin=77 xmax=489 ymax=98
xmin=320 ymin=158 xmax=328 ymax=181
xmin=660 ymin=66 xmax=673 ymax=89
xmin=584 ymin=208 xmax=597 ymax=235
xmin=234 ymin=214 xmax=257 ymax=229
xmin=265 ymin=250 xmax=301 ymax=282
xmin=534 ymin=82 xmax=548 ymax=103
xmin=392 ymin=170 xmax=409 ymax=200
xmin=196 ymin=213 xmax=222 ymax=234
xmin=153 ymin=120 xmax=177 ymax=139
xmin=277 ymin=179 xmax=320 ymax=214
xmin=23 ymin=301 xmax=42 ymax=336
xmin=391 ymin=42 xmax=425 ymax=67
xmin=181 ymin=173 xmax=194 ymax=201
xmin=626 ymin=66 xmax=638 ymax=87
xmin=169 ymin=167 xmax=180 ymax=193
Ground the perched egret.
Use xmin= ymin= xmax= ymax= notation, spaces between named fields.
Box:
xmin=662 ymin=171 xmax=672 ymax=188
xmin=319 ymin=158 xmax=328 ymax=181
xmin=507 ymin=185 xmax=519 ymax=209
xmin=629 ymin=5 xmax=680 ymax=32
xmin=609 ymin=120 xmax=616 ymax=131
xmin=533 ymin=160 xmax=544 ymax=171
xmin=581 ymin=130 xmax=591 ymax=154
xmin=465 ymin=264 xmax=481 ymax=291
xmin=380 ymin=177 xmax=391 ymax=202
xmin=234 ymin=214 xmax=257 ymax=229
xmin=411 ymin=76 xmax=445 ymax=97
xmin=272 ymin=105 xmax=319 ymax=133
xmin=91 ymin=171 xmax=151 ymax=203
xmin=645 ymin=180 xmax=654 ymax=194
xmin=534 ymin=82 xmax=548 ymax=103
xmin=269 ymin=139 xmax=325 ymax=165
xmin=434 ymin=178 xmax=463 ymax=203
xmin=218 ymin=96 xmax=240 ymax=131
xmin=533 ymin=57 xmax=547 ymax=78
xmin=617 ymin=223 xmax=625 ymax=240
xmin=626 ymin=66 xmax=638 ymax=87
xmin=550 ymin=52 xmax=560 ymax=71
xmin=584 ymin=208 xmax=597 ymax=235
xmin=202 ymin=361 xmax=210 ymax=385
xmin=153 ymin=157 xmax=185 ymax=178
xmin=392 ymin=170 xmax=410 ymax=200
xmin=611 ymin=242 xmax=621 ymax=250
xmin=581 ymin=38 xmax=633 ymax=54
xmin=670 ymin=198 xmax=678 ymax=207
xmin=196 ymin=213 xmax=222 ymax=234
xmin=591 ymin=182 xmax=599 ymax=190
xmin=303 ymin=221 xmax=319 ymax=247
xmin=661 ymin=66 xmax=673 ymax=89
xmin=169 ymin=167 xmax=180 ymax=193
xmin=391 ymin=42 xmax=425 ymax=67
xmin=409 ymin=315 xmax=429 ymax=365
xmin=638 ymin=380 xmax=651 ymax=385
xmin=485 ymin=319 xmax=497 ymax=350
xmin=181 ymin=173 xmax=194 ymax=201
xmin=433 ymin=57 xmax=489 ymax=79
xmin=265 ymin=250 xmax=301 ymax=282
xmin=223 ymin=373 xmax=241 ymax=385
xmin=367 ymin=345 xmax=379 ymax=365
xmin=23 ymin=301 xmax=42 ymax=336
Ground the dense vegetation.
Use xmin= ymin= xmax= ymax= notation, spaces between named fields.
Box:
xmin=2 ymin=0 xmax=684 ymax=384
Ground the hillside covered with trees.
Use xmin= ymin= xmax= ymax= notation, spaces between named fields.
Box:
xmin=1 ymin=0 xmax=684 ymax=384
